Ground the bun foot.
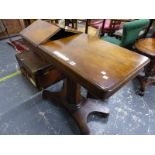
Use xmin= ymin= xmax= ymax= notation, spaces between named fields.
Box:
xmin=136 ymin=89 xmax=145 ymax=96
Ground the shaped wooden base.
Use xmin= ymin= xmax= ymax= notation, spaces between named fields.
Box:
xmin=42 ymin=78 xmax=109 ymax=134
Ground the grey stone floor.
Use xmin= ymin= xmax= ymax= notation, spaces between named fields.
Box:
xmin=0 ymin=37 xmax=155 ymax=135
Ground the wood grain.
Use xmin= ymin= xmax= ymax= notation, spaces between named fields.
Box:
xmin=20 ymin=20 xmax=60 ymax=46
xmin=135 ymin=38 xmax=155 ymax=58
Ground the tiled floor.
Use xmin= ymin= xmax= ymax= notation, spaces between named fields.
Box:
xmin=0 ymin=36 xmax=155 ymax=135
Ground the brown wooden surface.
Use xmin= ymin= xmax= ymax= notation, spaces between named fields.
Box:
xmin=40 ymin=33 xmax=149 ymax=98
xmin=135 ymin=38 xmax=155 ymax=58
xmin=20 ymin=20 xmax=60 ymax=46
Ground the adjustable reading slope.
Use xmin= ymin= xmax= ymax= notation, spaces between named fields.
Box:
xmin=20 ymin=20 xmax=81 ymax=46
xmin=49 ymin=27 xmax=81 ymax=41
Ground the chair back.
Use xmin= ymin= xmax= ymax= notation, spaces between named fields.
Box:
xmin=121 ymin=19 xmax=150 ymax=47
xmin=101 ymin=19 xmax=122 ymax=35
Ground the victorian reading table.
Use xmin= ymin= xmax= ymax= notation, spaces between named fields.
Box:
xmin=39 ymin=33 xmax=149 ymax=134
xmin=19 ymin=20 xmax=150 ymax=134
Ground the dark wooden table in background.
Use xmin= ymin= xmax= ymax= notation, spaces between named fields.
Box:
xmin=135 ymin=38 xmax=155 ymax=95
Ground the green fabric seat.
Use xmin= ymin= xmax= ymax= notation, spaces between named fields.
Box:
xmin=101 ymin=19 xmax=150 ymax=47
xmin=101 ymin=36 xmax=121 ymax=46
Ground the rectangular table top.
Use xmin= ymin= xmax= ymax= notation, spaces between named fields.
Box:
xmin=39 ymin=33 xmax=149 ymax=98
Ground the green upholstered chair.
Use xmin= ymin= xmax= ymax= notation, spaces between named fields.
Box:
xmin=101 ymin=19 xmax=150 ymax=47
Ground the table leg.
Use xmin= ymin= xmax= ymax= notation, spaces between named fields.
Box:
xmin=136 ymin=75 xmax=148 ymax=96
xmin=42 ymin=78 xmax=109 ymax=134
xmin=85 ymin=19 xmax=90 ymax=34
xmin=137 ymin=59 xmax=155 ymax=96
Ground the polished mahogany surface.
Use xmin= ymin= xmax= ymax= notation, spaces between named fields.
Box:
xmin=135 ymin=38 xmax=155 ymax=57
xmin=20 ymin=20 xmax=60 ymax=46
xmin=39 ymin=33 xmax=149 ymax=97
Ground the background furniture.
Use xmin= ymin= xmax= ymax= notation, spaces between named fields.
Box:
xmin=0 ymin=19 xmax=22 ymax=39
xmin=90 ymin=19 xmax=124 ymax=36
xmin=143 ymin=19 xmax=154 ymax=37
xmin=101 ymin=19 xmax=150 ymax=48
xmin=16 ymin=49 xmax=63 ymax=90
xmin=101 ymin=19 xmax=122 ymax=36
xmin=65 ymin=19 xmax=90 ymax=34
xmin=143 ymin=19 xmax=155 ymax=38
xmin=65 ymin=19 xmax=78 ymax=29
xmin=0 ymin=20 xmax=6 ymax=33
xmin=85 ymin=19 xmax=90 ymax=33
xmin=135 ymin=38 xmax=155 ymax=96
xmin=23 ymin=19 xmax=60 ymax=28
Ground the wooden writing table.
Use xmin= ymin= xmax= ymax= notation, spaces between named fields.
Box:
xmin=38 ymin=33 xmax=149 ymax=134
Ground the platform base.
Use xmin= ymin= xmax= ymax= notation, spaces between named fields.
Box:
xmin=42 ymin=89 xmax=109 ymax=134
